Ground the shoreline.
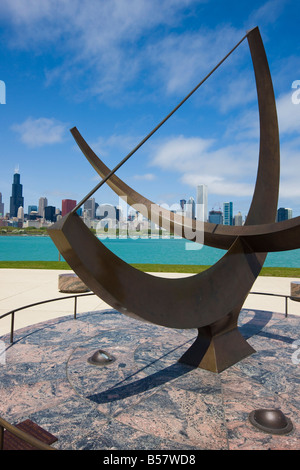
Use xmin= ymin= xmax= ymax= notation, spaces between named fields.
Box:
xmin=2 ymin=237 xmax=300 ymax=271
xmin=0 ymin=260 xmax=299 ymax=277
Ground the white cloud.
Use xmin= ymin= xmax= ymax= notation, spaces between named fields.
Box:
xmin=87 ymin=134 xmax=141 ymax=160
xmin=12 ymin=117 xmax=67 ymax=147
xmin=150 ymin=135 xmax=258 ymax=197
xmin=0 ymin=0 xmax=252 ymax=102
xmin=277 ymin=91 xmax=300 ymax=135
xmin=277 ymin=135 xmax=300 ymax=198
xmin=224 ymin=90 xmax=300 ymax=142
xmin=0 ymin=1 xmax=294 ymax=106
xmin=133 ymin=173 xmax=156 ymax=181
xmin=248 ymin=0 xmax=288 ymax=28
xmin=148 ymin=84 xmax=300 ymax=199
xmin=151 ymin=135 xmax=215 ymax=172
xmin=181 ymin=173 xmax=255 ymax=197
xmin=0 ymin=0 xmax=207 ymax=98
xmin=217 ymin=74 xmax=257 ymax=113
xmin=146 ymin=25 xmax=244 ymax=96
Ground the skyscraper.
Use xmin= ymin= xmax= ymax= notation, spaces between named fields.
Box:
xmin=180 ymin=199 xmax=186 ymax=211
xmin=196 ymin=185 xmax=208 ymax=221
xmin=223 ymin=202 xmax=233 ymax=225
xmin=186 ymin=197 xmax=196 ymax=219
xmin=234 ymin=211 xmax=243 ymax=226
xmin=28 ymin=205 xmax=37 ymax=215
xmin=209 ymin=210 xmax=223 ymax=224
xmin=84 ymin=198 xmax=96 ymax=219
xmin=17 ymin=206 xmax=24 ymax=222
xmin=38 ymin=197 xmax=48 ymax=218
xmin=45 ymin=206 xmax=56 ymax=222
xmin=62 ymin=199 xmax=77 ymax=217
xmin=277 ymin=207 xmax=293 ymax=222
xmin=0 ymin=192 xmax=4 ymax=217
xmin=10 ymin=170 xmax=24 ymax=218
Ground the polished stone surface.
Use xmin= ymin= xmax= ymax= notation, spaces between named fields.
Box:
xmin=0 ymin=308 xmax=299 ymax=450
xmin=58 ymin=273 xmax=90 ymax=293
xmin=291 ymin=281 xmax=300 ymax=299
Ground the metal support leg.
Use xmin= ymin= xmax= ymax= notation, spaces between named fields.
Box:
xmin=74 ymin=297 xmax=77 ymax=320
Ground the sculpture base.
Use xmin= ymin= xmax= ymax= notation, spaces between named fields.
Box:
xmin=178 ymin=322 xmax=255 ymax=373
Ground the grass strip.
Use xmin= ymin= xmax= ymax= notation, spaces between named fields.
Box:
xmin=132 ymin=264 xmax=300 ymax=277
xmin=0 ymin=260 xmax=299 ymax=277
xmin=0 ymin=261 xmax=72 ymax=270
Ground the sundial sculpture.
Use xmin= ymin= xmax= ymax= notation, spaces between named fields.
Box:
xmin=48 ymin=27 xmax=300 ymax=373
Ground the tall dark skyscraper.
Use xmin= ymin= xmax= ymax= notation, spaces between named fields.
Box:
xmin=45 ymin=205 xmax=56 ymax=222
xmin=223 ymin=201 xmax=233 ymax=225
xmin=10 ymin=170 xmax=24 ymax=217
xmin=0 ymin=192 xmax=4 ymax=217
xmin=277 ymin=207 xmax=292 ymax=222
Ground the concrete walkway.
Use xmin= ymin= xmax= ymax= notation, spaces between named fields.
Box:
xmin=0 ymin=269 xmax=110 ymax=336
xmin=0 ymin=268 xmax=300 ymax=336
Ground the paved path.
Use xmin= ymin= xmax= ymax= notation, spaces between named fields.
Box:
xmin=0 ymin=269 xmax=300 ymax=336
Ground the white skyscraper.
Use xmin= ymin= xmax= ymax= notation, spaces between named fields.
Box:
xmin=84 ymin=198 xmax=96 ymax=220
xmin=17 ymin=206 xmax=24 ymax=221
xmin=186 ymin=197 xmax=196 ymax=219
xmin=196 ymin=185 xmax=208 ymax=221
xmin=38 ymin=197 xmax=48 ymax=218
xmin=234 ymin=211 xmax=243 ymax=226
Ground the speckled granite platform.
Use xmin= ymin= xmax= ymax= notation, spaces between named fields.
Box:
xmin=0 ymin=308 xmax=299 ymax=450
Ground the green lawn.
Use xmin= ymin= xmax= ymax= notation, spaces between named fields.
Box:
xmin=0 ymin=260 xmax=299 ymax=277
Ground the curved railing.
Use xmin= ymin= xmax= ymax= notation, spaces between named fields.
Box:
xmin=0 ymin=292 xmax=95 ymax=343
xmin=0 ymin=290 xmax=298 ymax=345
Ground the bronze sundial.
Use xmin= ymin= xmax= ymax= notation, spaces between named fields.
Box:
xmin=48 ymin=27 xmax=300 ymax=372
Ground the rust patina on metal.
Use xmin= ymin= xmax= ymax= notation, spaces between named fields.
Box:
xmin=48 ymin=27 xmax=300 ymax=372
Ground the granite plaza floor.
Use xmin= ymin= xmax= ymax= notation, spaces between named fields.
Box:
xmin=0 ymin=270 xmax=299 ymax=451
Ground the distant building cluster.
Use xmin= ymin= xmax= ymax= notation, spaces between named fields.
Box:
xmin=0 ymin=172 xmax=294 ymax=232
xmin=0 ymin=169 xmax=137 ymax=232
xmin=191 ymin=184 xmax=293 ymax=226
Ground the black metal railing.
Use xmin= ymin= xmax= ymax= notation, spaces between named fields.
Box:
xmin=0 ymin=290 xmax=299 ymax=345
xmin=250 ymin=291 xmax=291 ymax=317
xmin=0 ymin=292 xmax=95 ymax=343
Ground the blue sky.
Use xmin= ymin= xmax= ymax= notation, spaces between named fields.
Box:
xmin=1 ymin=0 xmax=300 ymax=220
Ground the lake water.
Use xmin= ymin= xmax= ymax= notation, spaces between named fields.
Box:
xmin=0 ymin=235 xmax=300 ymax=267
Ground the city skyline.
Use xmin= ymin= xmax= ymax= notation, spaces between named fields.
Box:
xmin=1 ymin=168 xmax=294 ymax=227
xmin=1 ymin=2 xmax=300 ymax=218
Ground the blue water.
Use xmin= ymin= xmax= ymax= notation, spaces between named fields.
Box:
xmin=0 ymin=235 xmax=300 ymax=267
